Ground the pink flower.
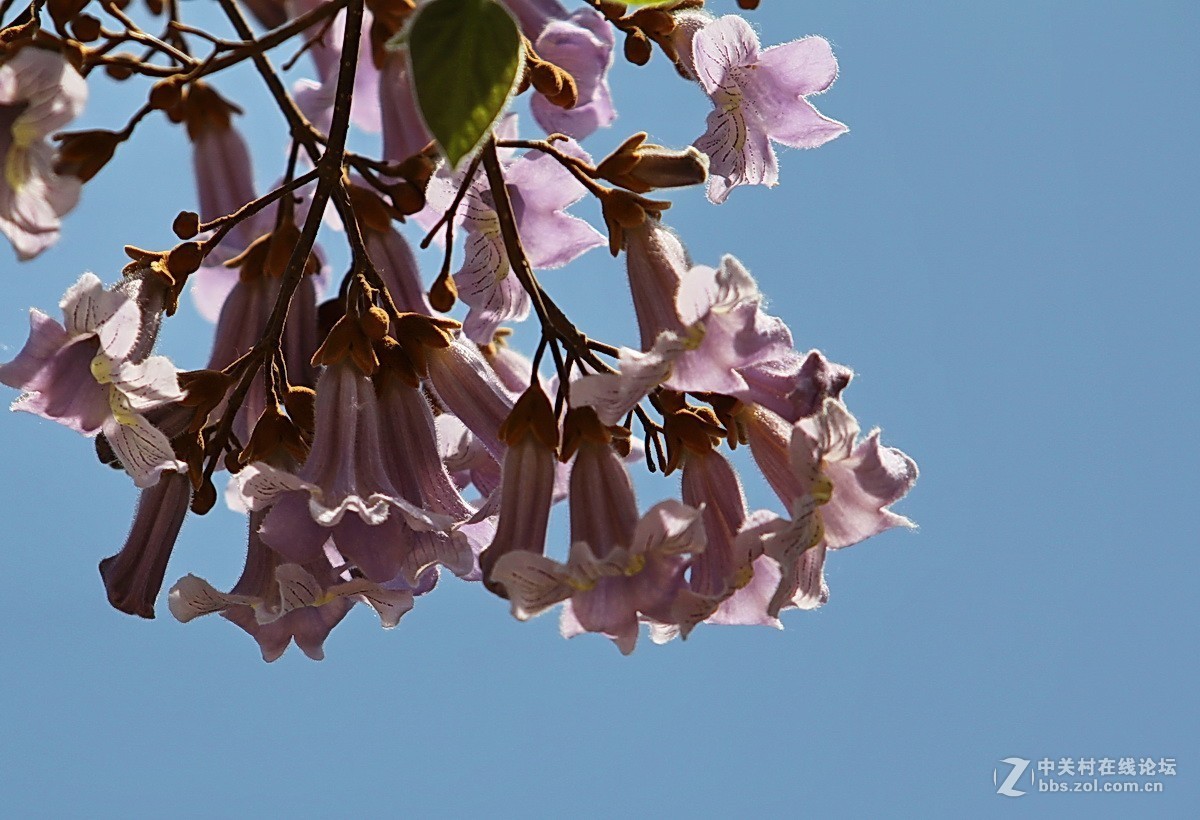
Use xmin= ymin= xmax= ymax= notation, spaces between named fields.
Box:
xmin=740 ymin=399 xmax=918 ymax=616
xmin=0 ymin=46 xmax=87 ymax=259
xmin=100 ymin=471 xmax=192 ymax=619
xmin=572 ymin=251 xmax=809 ymax=425
xmin=238 ymin=360 xmax=466 ymax=584
xmin=477 ymin=386 xmax=558 ymax=592
xmin=379 ymin=49 xmax=432 ymax=166
xmin=685 ymin=15 xmax=847 ymax=203
xmin=490 ymin=408 xmax=705 ymax=654
xmin=504 ymin=0 xmax=616 ymax=139
xmin=0 ymin=272 xmax=184 ymax=487
xmin=292 ymin=0 xmax=382 ymax=134
xmin=419 ymin=123 xmax=604 ymax=342
xmin=169 ymin=515 xmax=417 ymax=662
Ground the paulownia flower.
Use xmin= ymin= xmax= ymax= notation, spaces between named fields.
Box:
xmin=292 ymin=0 xmax=382 ymax=134
xmin=739 ymin=399 xmax=918 ymax=616
xmin=169 ymin=514 xmax=416 ymax=662
xmin=419 ymin=121 xmax=604 ymax=342
xmin=0 ymin=272 xmax=184 ymax=487
xmin=0 ymin=46 xmax=87 ymax=259
xmin=683 ymin=15 xmax=848 ymax=203
xmin=573 ymin=251 xmax=809 ymax=424
xmin=490 ymin=408 xmax=705 ymax=654
xmin=505 ymin=0 xmax=616 ymax=139
xmin=238 ymin=359 xmax=466 ymax=584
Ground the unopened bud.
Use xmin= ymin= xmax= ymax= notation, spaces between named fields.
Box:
xmin=388 ymin=180 xmax=425 ymax=215
xmin=191 ymin=479 xmax=217 ymax=515
xmin=428 ymin=273 xmax=457 ymax=313
xmin=362 ymin=305 xmax=391 ymax=340
xmin=172 ymin=211 xmax=200 ymax=240
xmin=104 ymin=56 xmax=137 ymax=81
xmin=71 ymin=14 xmax=102 ymax=42
xmin=624 ymin=30 xmax=652 ymax=65
xmin=149 ymin=77 xmax=184 ymax=111
xmin=53 ymin=130 xmax=123 ymax=182
xmin=167 ymin=242 xmax=204 ymax=277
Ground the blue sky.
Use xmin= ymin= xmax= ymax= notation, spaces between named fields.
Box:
xmin=1 ymin=1 xmax=1196 ymax=817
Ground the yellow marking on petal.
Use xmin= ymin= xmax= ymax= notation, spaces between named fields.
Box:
xmin=733 ymin=563 xmax=754 ymax=590
xmin=813 ymin=474 xmax=834 ymax=506
xmin=567 ymin=576 xmax=596 ymax=592
xmin=5 ymin=146 xmax=28 ymax=192
xmin=11 ymin=120 xmax=38 ymax=149
xmin=624 ymin=554 xmax=647 ymax=576
xmin=108 ymin=388 xmax=139 ymax=425
xmin=90 ymin=355 xmax=115 ymax=384
xmin=682 ymin=323 xmax=706 ymax=351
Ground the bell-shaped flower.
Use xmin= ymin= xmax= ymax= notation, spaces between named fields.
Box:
xmin=477 ymin=385 xmax=558 ymax=593
xmin=740 ymin=399 xmax=918 ymax=616
xmin=504 ymin=0 xmax=616 ymax=139
xmin=182 ymin=83 xmax=331 ymax=321
xmin=0 ymin=272 xmax=185 ymax=487
xmin=169 ymin=515 xmax=416 ymax=662
xmin=490 ymin=408 xmax=705 ymax=654
xmin=419 ymin=124 xmax=604 ymax=342
xmin=683 ymin=15 xmax=847 ymax=203
xmin=291 ymin=0 xmax=382 ymax=134
xmin=573 ymin=252 xmax=807 ymax=425
xmin=424 ymin=331 xmax=517 ymax=461
xmin=671 ymin=442 xmax=781 ymax=637
xmin=379 ymin=49 xmax=432 ymax=166
xmin=99 ymin=471 xmax=191 ymax=619
xmin=238 ymin=356 xmax=460 ymax=584
xmin=0 ymin=46 xmax=87 ymax=259
xmin=347 ymin=181 xmax=432 ymax=314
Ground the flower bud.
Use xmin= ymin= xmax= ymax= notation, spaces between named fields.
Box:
xmin=53 ymin=129 xmax=123 ymax=182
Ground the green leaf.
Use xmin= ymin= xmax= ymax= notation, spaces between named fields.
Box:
xmin=408 ymin=0 xmax=524 ymax=168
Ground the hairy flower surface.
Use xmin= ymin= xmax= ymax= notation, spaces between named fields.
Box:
xmin=741 ymin=399 xmax=918 ymax=615
xmin=684 ymin=15 xmax=847 ymax=203
xmin=0 ymin=272 xmax=183 ymax=487
xmin=491 ymin=409 xmax=705 ymax=654
xmin=420 ymin=124 xmax=604 ymax=342
xmin=0 ymin=47 xmax=87 ymax=259
xmin=505 ymin=0 xmax=616 ymax=138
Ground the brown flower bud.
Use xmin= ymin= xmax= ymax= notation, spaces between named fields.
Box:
xmin=738 ymin=0 xmax=761 ymax=9
xmin=173 ymin=211 xmax=200 ymax=240
xmin=347 ymin=183 xmax=394 ymax=234
xmin=166 ymin=241 xmax=204 ymax=278
xmin=149 ymin=77 xmax=184 ymax=111
xmin=597 ymin=135 xmax=709 ymax=193
xmin=361 ymin=305 xmax=391 ymax=340
xmin=190 ymin=479 xmax=217 ymax=515
xmin=428 ymin=272 xmax=457 ymax=313
xmin=103 ymin=55 xmax=138 ymax=81
xmin=624 ymin=29 xmax=652 ymax=65
xmin=70 ymin=14 xmax=102 ymax=43
xmin=53 ymin=129 xmax=123 ymax=182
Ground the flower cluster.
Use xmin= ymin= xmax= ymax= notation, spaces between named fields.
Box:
xmin=0 ymin=0 xmax=915 ymax=660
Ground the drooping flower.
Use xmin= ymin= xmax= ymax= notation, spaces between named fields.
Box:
xmin=477 ymin=385 xmax=558 ymax=592
xmin=504 ymin=0 xmax=616 ymax=139
xmin=0 ymin=46 xmax=87 ymax=259
xmin=379 ymin=48 xmax=432 ymax=166
xmin=739 ymin=399 xmax=918 ymax=616
xmin=0 ymin=271 xmax=184 ymax=487
xmin=490 ymin=407 xmax=705 ymax=654
xmin=238 ymin=355 xmax=463 ymax=585
xmin=99 ymin=471 xmax=192 ymax=619
xmin=419 ymin=123 xmax=604 ymax=342
xmin=291 ymin=0 xmax=383 ymax=134
xmin=682 ymin=15 xmax=848 ymax=203
xmin=573 ymin=249 xmax=808 ymax=425
xmin=169 ymin=514 xmax=417 ymax=662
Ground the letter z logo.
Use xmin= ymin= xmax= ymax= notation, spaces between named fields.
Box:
xmin=994 ymin=757 xmax=1031 ymax=797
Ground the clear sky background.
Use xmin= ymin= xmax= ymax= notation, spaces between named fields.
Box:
xmin=2 ymin=1 xmax=1197 ymax=817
